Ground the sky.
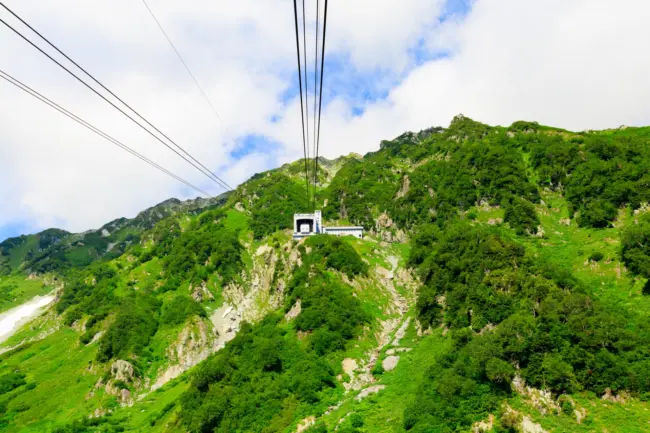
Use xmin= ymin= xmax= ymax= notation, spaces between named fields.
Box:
xmin=1 ymin=0 xmax=650 ymax=241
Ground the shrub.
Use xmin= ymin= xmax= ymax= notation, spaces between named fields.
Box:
xmin=621 ymin=214 xmax=650 ymax=278
xmin=0 ymin=372 xmax=26 ymax=395
xmin=504 ymin=196 xmax=540 ymax=235
xmin=160 ymin=295 xmax=206 ymax=326
xmin=589 ymin=251 xmax=605 ymax=262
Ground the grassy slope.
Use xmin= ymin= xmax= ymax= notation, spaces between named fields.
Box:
xmin=0 ymin=276 xmax=53 ymax=314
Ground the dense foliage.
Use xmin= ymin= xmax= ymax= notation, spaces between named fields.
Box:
xmin=179 ymin=236 xmax=368 ymax=432
xmin=622 ymin=213 xmax=650 ymax=279
xmin=405 ymin=221 xmax=650 ymax=431
xmin=240 ymin=172 xmax=308 ymax=239
xmin=54 ymin=208 xmax=244 ymax=364
xmin=529 ymin=131 xmax=650 ymax=227
xmin=149 ymin=209 xmax=244 ymax=290
xmin=503 ymin=196 xmax=540 ymax=235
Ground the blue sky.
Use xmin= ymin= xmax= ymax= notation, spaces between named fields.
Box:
xmin=3 ymin=0 xmax=650 ymax=243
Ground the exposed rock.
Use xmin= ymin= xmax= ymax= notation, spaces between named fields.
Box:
xmin=521 ymin=416 xmax=547 ymax=433
xmin=256 ymin=244 xmax=273 ymax=256
xmin=190 ymin=281 xmax=214 ymax=303
xmin=394 ymin=229 xmax=408 ymax=243
xmin=377 ymin=213 xmax=393 ymax=229
xmin=634 ymin=202 xmax=650 ymax=215
xmin=392 ymin=317 xmax=410 ymax=346
xmin=355 ymin=385 xmax=385 ymax=401
xmin=342 ymin=358 xmax=358 ymax=379
xmin=375 ymin=266 xmax=393 ymax=280
xmin=89 ymin=407 xmax=108 ymax=418
xmin=478 ymin=323 xmax=496 ymax=335
xmin=295 ymin=416 xmax=316 ymax=433
xmin=396 ymin=175 xmax=410 ymax=198
xmin=574 ymin=407 xmax=587 ymax=424
xmin=487 ymin=218 xmax=503 ymax=225
xmin=382 ymin=355 xmax=399 ymax=372
xmin=381 ymin=230 xmax=394 ymax=243
xmin=601 ymin=388 xmax=629 ymax=404
xmin=234 ymin=202 xmax=246 ymax=213
xmin=472 ymin=414 xmax=495 ymax=432
xmin=559 ymin=218 xmax=571 ymax=226
xmin=511 ymin=374 xmax=560 ymax=415
xmin=153 ymin=318 xmax=218 ymax=390
xmin=119 ymin=388 xmax=133 ymax=406
xmin=111 ymin=360 xmax=134 ymax=383
xmin=285 ymin=300 xmax=302 ymax=321
xmin=89 ymin=331 xmax=104 ymax=345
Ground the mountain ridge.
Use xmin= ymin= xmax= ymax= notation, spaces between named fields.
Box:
xmin=0 ymin=116 xmax=649 ymax=433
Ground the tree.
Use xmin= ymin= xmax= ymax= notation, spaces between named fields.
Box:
xmin=504 ymin=197 xmax=540 ymax=235
xmin=622 ymin=214 xmax=650 ymax=293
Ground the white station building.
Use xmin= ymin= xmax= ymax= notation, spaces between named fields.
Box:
xmin=293 ymin=210 xmax=363 ymax=240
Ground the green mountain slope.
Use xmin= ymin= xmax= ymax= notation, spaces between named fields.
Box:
xmin=1 ymin=116 xmax=650 ymax=433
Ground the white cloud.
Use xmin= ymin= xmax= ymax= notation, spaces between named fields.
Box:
xmin=2 ymin=0 xmax=650 ymax=237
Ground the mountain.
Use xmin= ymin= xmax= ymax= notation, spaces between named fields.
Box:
xmin=0 ymin=195 xmax=229 ymax=276
xmin=1 ymin=115 xmax=649 ymax=433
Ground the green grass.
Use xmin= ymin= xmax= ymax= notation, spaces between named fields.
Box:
xmin=5 ymin=236 xmax=38 ymax=270
xmin=505 ymin=391 xmax=650 ymax=433
xmin=522 ymin=192 xmax=650 ymax=316
xmin=0 ymin=276 xmax=53 ymax=314
xmin=0 ymin=328 xmax=103 ymax=432
xmin=323 ymin=325 xmax=450 ymax=432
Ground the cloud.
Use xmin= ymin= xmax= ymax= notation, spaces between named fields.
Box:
xmin=1 ymin=0 xmax=650 ymax=239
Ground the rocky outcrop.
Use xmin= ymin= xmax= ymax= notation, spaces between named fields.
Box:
xmin=382 ymin=355 xmax=399 ymax=372
xmin=295 ymin=416 xmax=316 ymax=433
xmin=285 ymin=300 xmax=301 ymax=321
xmin=521 ymin=416 xmax=547 ymax=433
xmin=396 ymin=175 xmax=410 ymax=198
xmin=110 ymin=360 xmax=134 ymax=383
xmin=511 ymin=374 xmax=560 ymax=415
xmin=190 ymin=281 xmax=214 ymax=302
xmin=472 ymin=414 xmax=495 ymax=432
xmin=601 ymin=388 xmax=629 ymax=403
xmin=355 ymin=385 xmax=385 ymax=401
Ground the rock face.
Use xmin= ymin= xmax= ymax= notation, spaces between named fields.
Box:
xmin=355 ymin=385 xmax=385 ymax=401
xmin=295 ymin=416 xmax=316 ymax=433
xmin=396 ymin=175 xmax=410 ymax=198
xmin=521 ymin=416 xmax=547 ymax=433
xmin=284 ymin=300 xmax=302 ymax=321
xmin=111 ymin=360 xmax=134 ymax=383
xmin=472 ymin=414 xmax=495 ymax=433
xmin=382 ymin=355 xmax=399 ymax=372
xmin=190 ymin=281 xmax=214 ymax=302
xmin=511 ymin=374 xmax=560 ymax=415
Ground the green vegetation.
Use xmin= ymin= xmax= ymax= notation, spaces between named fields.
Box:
xmin=239 ymin=171 xmax=308 ymax=239
xmin=0 ymin=275 xmax=53 ymax=313
xmin=179 ymin=236 xmax=370 ymax=432
xmin=3 ymin=116 xmax=650 ymax=432
xmin=622 ymin=213 xmax=650 ymax=278
xmin=503 ymin=196 xmax=540 ymax=235
xmin=405 ymin=220 xmax=650 ymax=432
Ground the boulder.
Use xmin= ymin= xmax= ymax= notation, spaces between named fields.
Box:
xmin=110 ymin=360 xmax=134 ymax=383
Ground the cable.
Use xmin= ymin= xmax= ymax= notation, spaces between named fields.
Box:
xmin=314 ymin=0 xmax=328 ymax=203
xmin=312 ymin=0 xmax=320 ymax=208
xmin=292 ymin=0 xmax=310 ymax=206
xmin=0 ymin=2 xmax=233 ymax=192
xmin=140 ymin=0 xmax=223 ymax=124
xmin=0 ymin=69 xmax=211 ymax=197
xmin=301 ymin=0 xmax=312 ymax=210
